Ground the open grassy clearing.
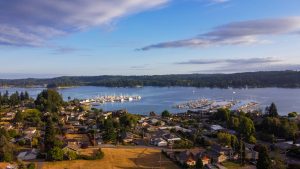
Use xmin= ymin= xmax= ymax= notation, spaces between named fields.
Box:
xmin=40 ymin=147 xmax=180 ymax=169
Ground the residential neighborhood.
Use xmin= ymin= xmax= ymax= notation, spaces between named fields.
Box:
xmin=0 ymin=89 xmax=300 ymax=169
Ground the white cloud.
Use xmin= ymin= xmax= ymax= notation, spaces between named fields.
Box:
xmin=139 ymin=17 xmax=300 ymax=50
xmin=0 ymin=0 xmax=169 ymax=47
xmin=176 ymin=57 xmax=281 ymax=65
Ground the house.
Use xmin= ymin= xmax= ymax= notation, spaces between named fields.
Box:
xmin=207 ymin=144 xmax=232 ymax=163
xmin=151 ymin=138 xmax=168 ymax=147
xmin=174 ymin=126 xmax=192 ymax=133
xmin=141 ymin=122 xmax=149 ymax=127
xmin=207 ymin=151 xmax=227 ymax=164
xmin=63 ymin=142 xmax=80 ymax=154
xmin=245 ymin=143 xmax=259 ymax=160
xmin=162 ymin=133 xmax=181 ymax=142
xmin=205 ymin=164 xmax=219 ymax=169
xmin=176 ymin=148 xmax=207 ymax=167
xmin=146 ymin=126 xmax=158 ymax=132
xmin=103 ymin=112 xmax=112 ymax=119
xmin=210 ymin=125 xmax=224 ymax=132
xmin=17 ymin=149 xmax=39 ymax=161
xmin=23 ymin=127 xmax=38 ymax=141
xmin=1 ymin=112 xmax=15 ymax=121
xmin=150 ymin=118 xmax=159 ymax=124
xmin=122 ymin=132 xmax=134 ymax=143
xmin=24 ymin=127 xmax=37 ymax=135
xmin=211 ymin=144 xmax=233 ymax=157
xmin=5 ymin=164 xmax=18 ymax=169
xmin=202 ymin=155 xmax=211 ymax=165
xmin=96 ymin=138 xmax=103 ymax=145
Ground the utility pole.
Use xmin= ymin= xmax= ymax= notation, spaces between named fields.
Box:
xmin=240 ymin=136 xmax=245 ymax=165
xmin=159 ymin=152 xmax=162 ymax=169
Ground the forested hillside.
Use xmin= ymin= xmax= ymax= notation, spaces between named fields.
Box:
xmin=0 ymin=71 xmax=300 ymax=88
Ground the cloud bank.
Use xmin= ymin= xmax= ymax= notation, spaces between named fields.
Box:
xmin=0 ymin=0 xmax=169 ymax=47
xmin=176 ymin=57 xmax=300 ymax=73
xmin=139 ymin=17 xmax=300 ymax=50
xmin=176 ymin=57 xmax=280 ymax=65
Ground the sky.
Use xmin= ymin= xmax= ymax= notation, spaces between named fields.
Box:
xmin=1 ymin=0 xmax=300 ymax=78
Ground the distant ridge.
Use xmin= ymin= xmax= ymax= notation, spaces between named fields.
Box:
xmin=0 ymin=71 xmax=300 ymax=88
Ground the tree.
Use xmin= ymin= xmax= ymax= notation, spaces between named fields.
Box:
xmin=103 ymin=117 xmax=117 ymax=142
xmin=27 ymin=163 xmax=36 ymax=169
xmin=239 ymin=116 xmax=255 ymax=142
xmin=229 ymin=116 xmax=240 ymax=130
xmin=272 ymin=152 xmax=286 ymax=169
xmin=9 ymin=91 xmax=20 ymax=106
xmin=44 ymin=118 xmax=57 ymax=153
xmin=288 ymin=112 xmax=298 ymax=118
xmin=266 ymin=102 xmax=278 ymax=117
xmin=214 ymin=108 xmax=230 ymax=126
xmin=217 ymin=132 xmax=232 ymax=147
xmin=257 ymin=146 xmax=272 ymax=169
xmin=24 ymin=91 xmax=30 ymax=100
xmin=14 ymin=111 xmax=24 ymax=123
xmin=48 ymin=146 xmax=64 ymax=161
xmin=119 ymin=114 xmax=138 ymax=129
xmin=35 ymin=89 xmax=63 ymax=112
xmin=231 ymin=135 xmax=239 ymax=151
xmin=24 ymin=109 xmax=43 ymax=126
xmin=196 ymin=158 xmax=203 ymax=169
xmin=161 ymin=110 xmax=171 ymax=118
xmin=0 ymin=135 xmax=14 ymax=162
xmin=66 ymin=151 xmax=77 ymax=160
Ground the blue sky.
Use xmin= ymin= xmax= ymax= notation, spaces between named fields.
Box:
xmin=1 ymin=0 xmax=300 ymax=78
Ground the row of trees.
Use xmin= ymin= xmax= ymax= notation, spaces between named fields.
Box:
xmin=0 ymin=91 xmax=30 ymax=107
xmin=2 ymin=71 xmax=300 ymax=88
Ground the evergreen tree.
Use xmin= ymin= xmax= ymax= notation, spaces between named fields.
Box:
xmin=44 ymin=118 xmax=56 ymax=153
xmin=20 ymin=92 xmax=25 ymax=101
xmin=196 ymin=158 xmax=203 ymax=169
xmin=0 ymin=92 xmax=2 ymax=107
xmin=257 ymin=146 xmax=272 ymax=169
xmin=24 ymin=91 xmax=30 ymax=100
xmin=0 ymin=135 xmax=14 ymax=162
xmin=267 ymin=102 xmax=278 ymax=117
xmin=35 ymin=89 xmax=63 ymax=112
xmin=161 ymin=110 xmax=171 ymax=118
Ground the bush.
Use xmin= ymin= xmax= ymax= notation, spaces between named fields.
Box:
xmin=78 ymin=149 xmax=104 ymax=160
xmin=65 ymin=151 xmax=77 ymax=160
xmin=248 ymin=135 xmax=257 ymax=144
xmin=173 ymin=139 xmax=193 ymax=149
xmin=48 ymin=146 xmax=64 ymax=161
xmin=27 ymin=163 xmax=35 ymax=169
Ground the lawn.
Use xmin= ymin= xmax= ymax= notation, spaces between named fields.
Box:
xmin=39 ymin=147 xmax=180 ymax=169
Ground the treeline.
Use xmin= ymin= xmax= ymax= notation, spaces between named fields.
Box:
xmin=1 ymin=71 xmax=300 ymax=88
xmin=0 ymin=91 xmax=30 ymax=107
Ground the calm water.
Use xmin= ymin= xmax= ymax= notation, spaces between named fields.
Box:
xmin=1 ymin=86 xmax=300 ymax=115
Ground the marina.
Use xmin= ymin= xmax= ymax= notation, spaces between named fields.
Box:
xmin=80 ymin=94 xmax=142 ymax=105
xmin=174 ymin=99 xmax=259 ymax=112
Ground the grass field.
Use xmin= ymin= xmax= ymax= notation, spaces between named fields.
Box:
xmin=0 ymin=163 xmax=9 ymax=169
xmin=39 ymin=148 xmax=180 ymax=169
